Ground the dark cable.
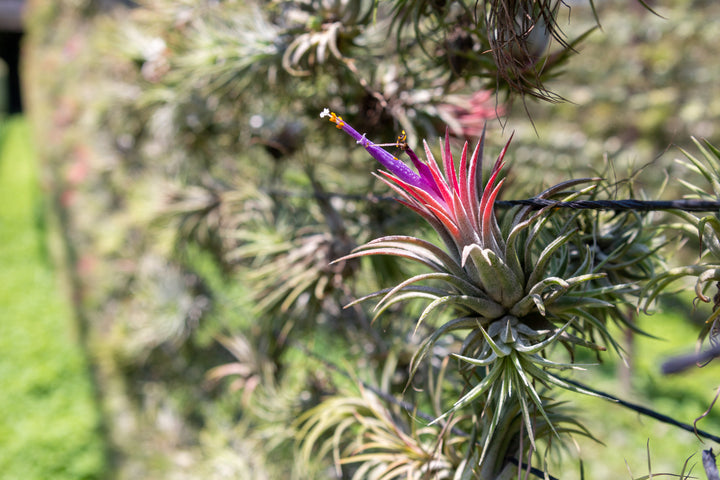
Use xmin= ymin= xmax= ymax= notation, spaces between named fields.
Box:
xmin=265 ymin=188 xmax=720 ymax=213
xmin=498 ymin=198 xmax=720 ymax=212
xmin=506 ymin=457 xmax=560 ymax=480
xmin=556 ymin=375 xmax=720 ymax=444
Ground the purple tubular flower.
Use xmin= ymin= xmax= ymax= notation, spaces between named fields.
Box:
xmin=320 ymin=109 xmax=440 ymax=198
xmin=403 ymin=145 xmax=443 ymax=199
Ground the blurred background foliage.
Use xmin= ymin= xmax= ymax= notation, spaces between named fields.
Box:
xmin=12 ymin=0 xmax=720 ymax=477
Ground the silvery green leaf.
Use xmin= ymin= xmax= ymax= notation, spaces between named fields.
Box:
xmin=526 ymin=229 xmax=578 ymax=289
xmin=513 ymin=319 xmax=573 ymax=354
xmin=432 ymin=361 xmax=504 ymax=424
xmin=478 ymin=324 xmax=513 ymax=357
xmin=463 ymin=244 xmax=523 ymax=306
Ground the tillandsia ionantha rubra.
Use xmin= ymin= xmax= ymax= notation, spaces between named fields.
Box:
xmin=321 ymin=109 xmax=618 ymax=474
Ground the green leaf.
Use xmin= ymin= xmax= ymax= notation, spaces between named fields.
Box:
xmin=510 ymin=353 xmax=558 ymax=438
xmin=509 ymin=277 xmax=569 ymax=317
xmin=513 ymin=319 xmax=574 ymax=354
xmin=409 ymin=316 xmax=482 ymax=380
xmin=463 ymin=244 xmax=524 ymax=306
xmin=339 ymin=246 xmax=446 ymax=273
xmin=451 ymin=351 xmax=498 ymax=367
xmin=372 ymin=289 xmax=444 ymax=323
xmin=414 ymin=294 xmax=505 ymax=333
xmin=376 ymin=272 xmax=484 ymax=311
xmin=359 ymin=235 xmax=467 ymax=278
xmin=526 ymin=228 xmax=578 ymax=290
xmin=477 ymin=322 xmax=513 ymax=357
xmin=432 ymin=361 xmax=504 ymax=424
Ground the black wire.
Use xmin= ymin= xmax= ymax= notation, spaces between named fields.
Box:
xmin=557 ymin=375 xmax=720 ymax=444
xmin=266 ymin=188 xmax=720 ymax=213
xmin=498 ymin=198 xmax=720 ymax=212
xmin=506 ymin=457 xmax=560 ymax=480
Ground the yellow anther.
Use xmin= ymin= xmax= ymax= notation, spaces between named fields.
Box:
xmin=396 ymin=130 xmax=408 ymax=150
xmin=331 ymin=112 xmax=344 ymax=128
xmin=320 ymin=108 xmax=345 ymax=129
xmin=397 ymin=130 xmax=407 ymax=145
xmin=375 ymin=130 xmax=410 ymax=150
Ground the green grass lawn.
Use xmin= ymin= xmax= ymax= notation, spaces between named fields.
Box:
xmin=0 ymin=117 xmax=107 ymax=479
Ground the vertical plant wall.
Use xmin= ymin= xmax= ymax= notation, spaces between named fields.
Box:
xmin=22 ymin=0 xmax=720 ymax=478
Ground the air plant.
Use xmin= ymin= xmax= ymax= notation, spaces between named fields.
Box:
xmin=386 ymin=0 xmax=600 ymax=101
xmin=230 ymin=221 xmax=358 ymax=320
xmin=321 ymin=109 xmax=621 ymax=476
xmin=296 ymin=348 xmax=596 ymax=479
xmin=557 ymin=190 xmax=667 ymax=357
xmin=279 ymin=0 xmax=372 ymax=76
xmin=296 ymin=385 xmax=464 ymax=480
xmin=643 ymin=138 xmax=720 ymax=345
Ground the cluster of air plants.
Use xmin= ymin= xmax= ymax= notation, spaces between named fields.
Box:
xmin=89 ymin=0 xmax=656 ymax=356
xmin=279 ymin=92 xmax=720 ymax=478
xmin=291 ymin=110 xmax=636 ymax=478
xmin=288 ymin=100 xmax=720 ymax=477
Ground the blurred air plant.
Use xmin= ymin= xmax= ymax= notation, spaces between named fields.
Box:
xmin=386 ymin=0 xmax=601 ymax=101
xmin=230 ymin=222 xmax=359 ymax=321
xmin=205 ymin=334 xmax=276 ymax=407
xmin=206 ymin=333 xmax=335 ymax=477
xmin=164 ymin=4 xmax=285 ymax=97
xmin=486 ymin=0 xmax=560 ymax=100
xmin=156 ymin=175 xmax=365 ymax=351
xmin=223 ymin=173 xmax=360 ymax=320
xmin=161 ymin=191 xmax=360 ymax=369
xmin=279 ymin=0 xmax=372 ymax=76
xmin=114 ymin=254 xmax=212 ymax=360
xmin=297 ymin=381 xmax=468 ymax=479
xmin=643 ymin=139 xmax=720 ymax=346
xmin=321 ymin=110 xmax=621 ymax=476
xmin=155 ymin=179 xmax=264 ymax=269
xmin=437 ymin=90 xmax=505 ymax=140
xmin=556 ymin=187 xmax=668 ymax=356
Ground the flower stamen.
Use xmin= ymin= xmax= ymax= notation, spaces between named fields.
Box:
xmin=320 ymin=108 xmax=345 ymax=129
